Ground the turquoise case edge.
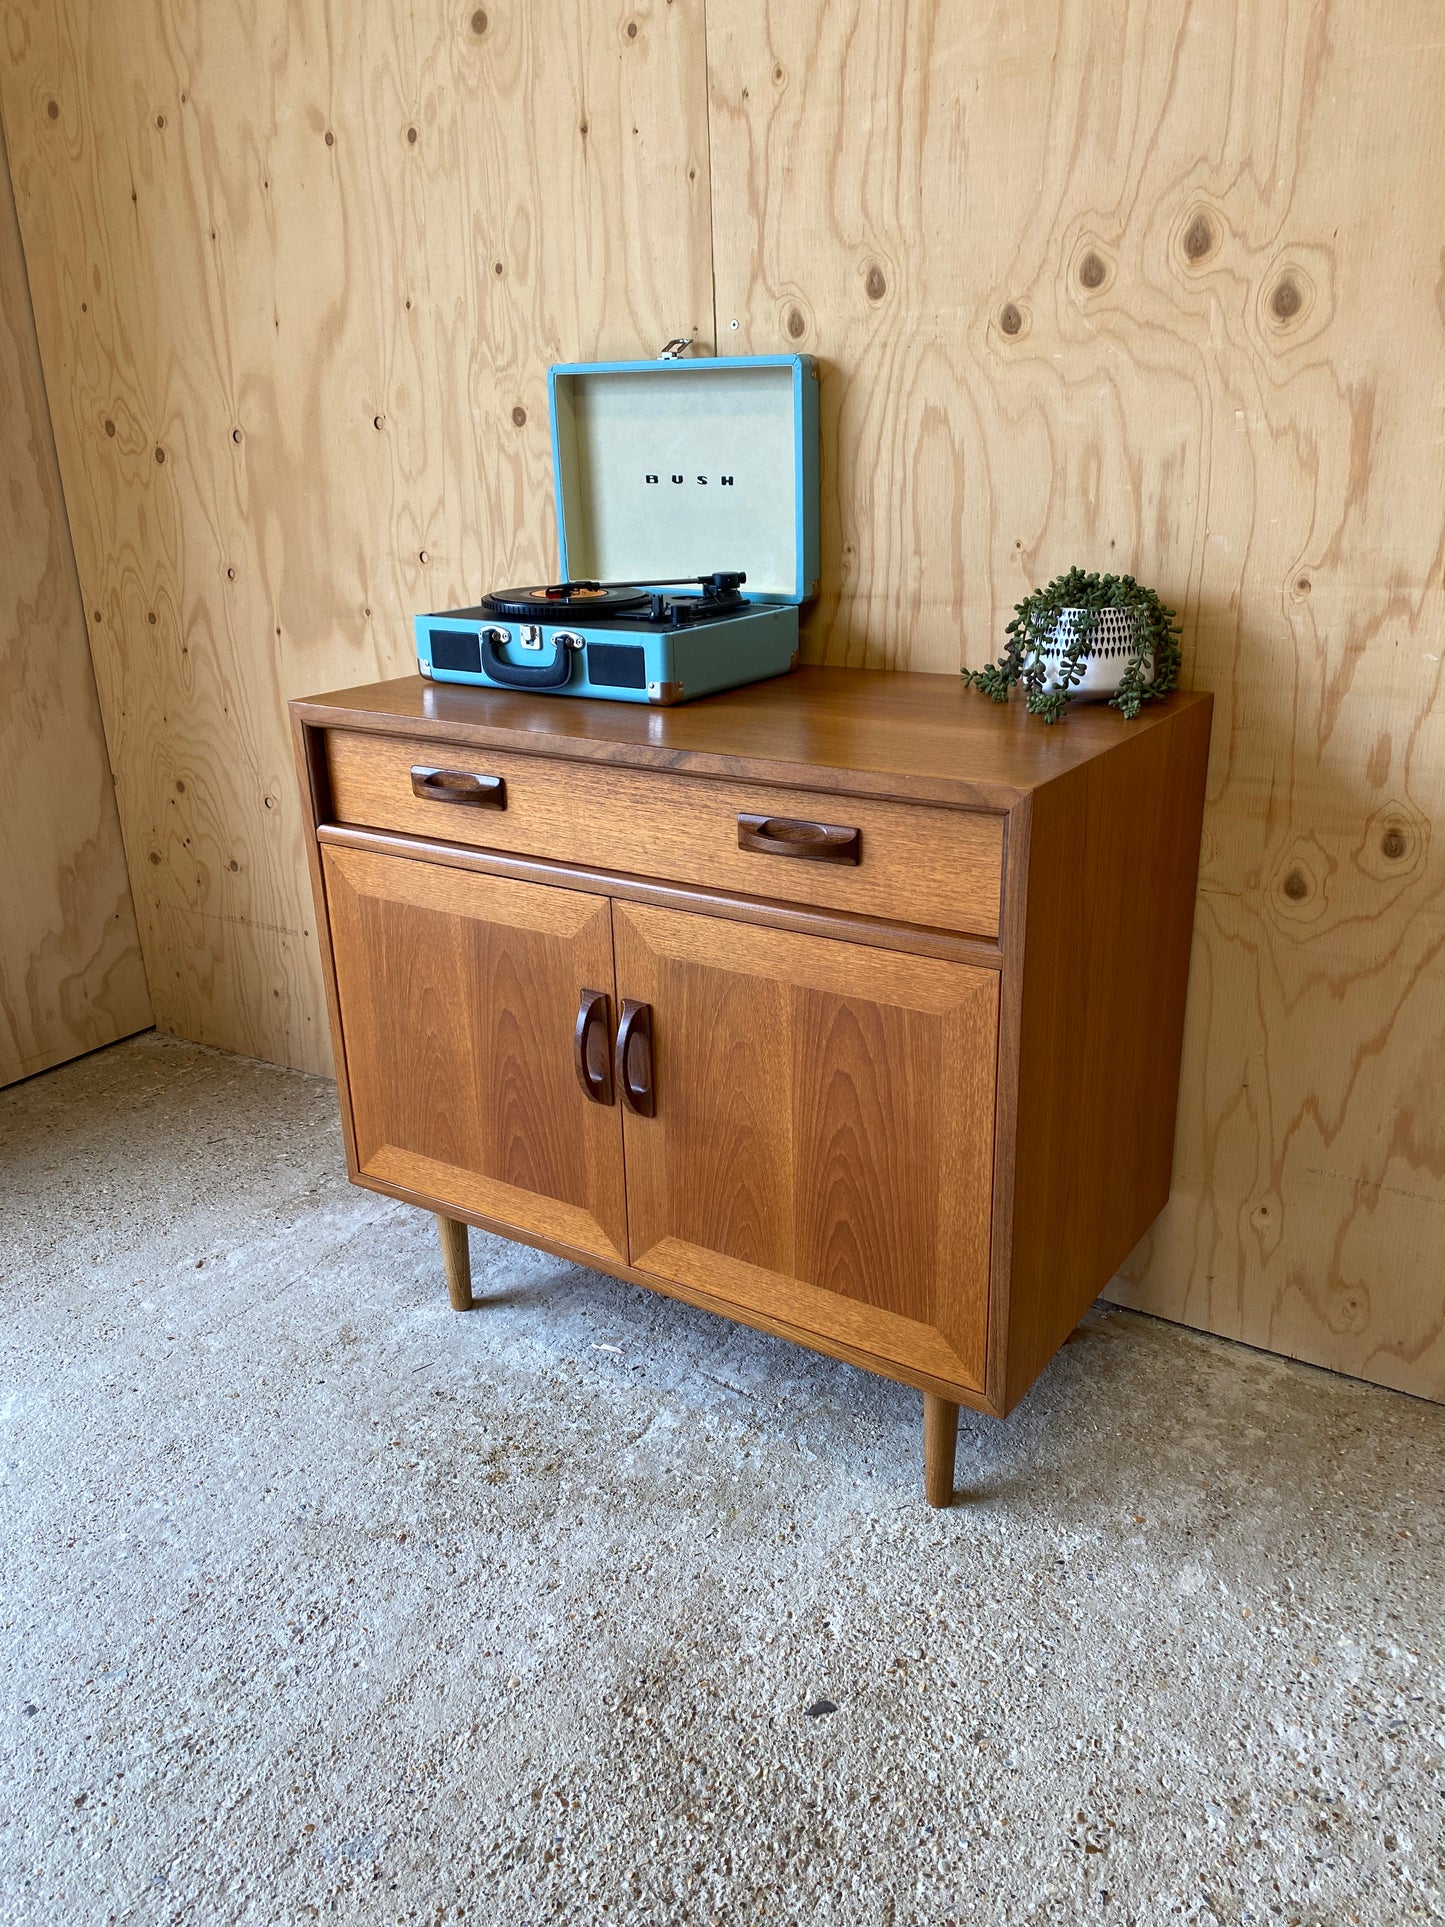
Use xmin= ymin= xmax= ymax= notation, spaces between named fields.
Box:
xmin=413 ymin=605 xmax=798 ymax=707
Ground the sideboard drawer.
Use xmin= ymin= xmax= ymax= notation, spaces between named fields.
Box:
xmin=324 ymin=728 xmax=1005 ymax=938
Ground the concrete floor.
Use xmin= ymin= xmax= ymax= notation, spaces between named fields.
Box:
xmin=1 ymin=1036 xmax=1441 ymax=1927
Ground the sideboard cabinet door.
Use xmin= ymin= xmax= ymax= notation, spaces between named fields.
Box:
xmin=322 ymin=845 xmax=627 ymax=1264
xmin=612 ymin=904 xmax=999 ymax=1392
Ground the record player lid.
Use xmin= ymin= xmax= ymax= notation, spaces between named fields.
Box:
xmin=548 ymin=354 xmax=819 ymax=606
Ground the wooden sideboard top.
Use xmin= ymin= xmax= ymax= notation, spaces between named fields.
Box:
xmin=292 ymin=668 xmax=1213 ymax=812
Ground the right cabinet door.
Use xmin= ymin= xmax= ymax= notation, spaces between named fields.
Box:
xmin=613 ymin=904 xmax=999 ymax=1392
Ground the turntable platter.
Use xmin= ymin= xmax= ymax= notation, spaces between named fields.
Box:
xmin=482 ymin=581 xmax=649 ymax=618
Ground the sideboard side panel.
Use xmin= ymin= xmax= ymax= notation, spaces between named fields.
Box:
xmin=291 ymin=712 xmax=361 ymax=1172
xmin=1004 ymin=696 xmax=1214 ymax=1411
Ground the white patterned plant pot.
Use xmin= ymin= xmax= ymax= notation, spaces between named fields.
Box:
xmin=1029 ymin=604 xmax=1155 ymax=700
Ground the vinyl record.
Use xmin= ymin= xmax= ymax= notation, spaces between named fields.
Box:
xmin=482 ymin=581 xmax=649 ymax=618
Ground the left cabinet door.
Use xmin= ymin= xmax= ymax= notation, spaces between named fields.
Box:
xmin=321 ymin=844 xmax=627 ymax=1264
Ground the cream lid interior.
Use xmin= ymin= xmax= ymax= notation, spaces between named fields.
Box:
xmin=551 ymin=362 xmax=803 ymax=601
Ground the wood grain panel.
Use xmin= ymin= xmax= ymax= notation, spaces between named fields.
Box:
xmin=298 ymin=665 xmax=1211 ymax=813
xmin=613 ymin=902 xmax=998 ymax=1391
xmin=324 ymin=725 xmax=1006 ymax=936
xmin=322 ymin=844 xmax=627 ymax=1262
xmin=1005 ymin=698 xmax=1214 ymax=1411
xmin=706 ymin=1 xmax=1445 ymax=1398
xmin=0 ymin=125 xmax=149 ymax=1087
xmin=8 ymin=0 xmax=1442 ymax=1397
xmin=0 ymin=0 xmax=713 ymax=1073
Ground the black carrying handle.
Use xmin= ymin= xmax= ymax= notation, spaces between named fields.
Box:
xmin=480 ymin=631 xmax=573 ymax=690
xmin=614 ymin=1001 xmax=655 ymax=1117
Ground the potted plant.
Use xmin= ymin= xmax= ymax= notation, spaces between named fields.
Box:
xmin=962 ymin=568 xmax=1182 ymax=723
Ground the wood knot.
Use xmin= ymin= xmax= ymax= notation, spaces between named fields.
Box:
xmin=154 ymin=446 xmax=166 ymax=463
xmin=1381 ymin=828 xmax=1407 ymax=860
xmin=1182 ymin=211 xmax=1215 ymax=262
xmin=46 ymin=99 xmax=59 ymax=120
xmin=156 ymin=114 xmax=166 ymax=130
xmin=999 ymin=302 xmax=1022 ymax=336
xmin=231 ymin=426 xmax=243 ymax=444
xmin=1282 ymin=869 xmax=1309 ymax=901
xmin=773 ymin=64 xmax=784 ymax=81
xmin=471 ymin=8 xmax=488 ymax=33
xmin=627 ymin=20 xmax=638 ymax=38
xmin=786 ymin=306 xmax=806 ymax=339
xmin=1270 ymin=275 xmax=1302 ymax=321
xmin=1078 ymin=250 xmax=1107 ymax=290
xmin=324 ymin=129 xmax=334 ymax=146
xmin=1327 ymin=1282 xmax=1370 ymax=1335
xmin=407 ymin=125 xmax=418 ymax=144
xmin=511 ymin=405 xmax=527 ymax=427
xmin=865 ymin=264 xmax=886 ymax=302
xmin=1295 ymin=576 xmax=1311 ymax=595
xmin=147 ymin=611 xmax=158 ymax=626
xmin=104 ymin=418 xmax=116 ymax=437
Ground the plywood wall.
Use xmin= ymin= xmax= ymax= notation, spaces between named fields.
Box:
xmin=0 ymin=0 xmax=712 ymax=1073
xmin=3 ymin=1 xmax=1443 ymax=1397
xmin=705 ymin=0 xmax=1445 ymax=1400
xmin=0 ymin=126 xmax=150 ymax=1088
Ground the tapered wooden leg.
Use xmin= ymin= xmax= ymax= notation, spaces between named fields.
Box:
xmin=923 ymin=1394 xmax=959 ymax=1508
xmin=437 ymin=1214 xmax=475 ymax=1311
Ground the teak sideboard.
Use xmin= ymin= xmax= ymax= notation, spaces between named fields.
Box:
xmin=291 ymin=668 xmax=1212 ymax=1505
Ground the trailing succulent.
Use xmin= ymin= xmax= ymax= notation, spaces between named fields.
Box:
xmin=962 ymin=568 xmax=1182 ymax=723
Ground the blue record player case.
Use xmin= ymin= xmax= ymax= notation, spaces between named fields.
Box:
xmin=414 ymin=353 xmax=819 ymax=704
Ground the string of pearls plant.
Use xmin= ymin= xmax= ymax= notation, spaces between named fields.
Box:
xmin=962 ymin=568 xmax=1183 ymax=724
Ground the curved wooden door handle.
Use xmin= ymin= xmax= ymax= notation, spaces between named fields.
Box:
xmin=573 ymin=989 xmax=614 ymax=1105
xmin=737 ymin=812 xmax=860 ymax=865
xmin=614 ymin=1000 xmax=655 ymax=1117
xmin=410 ymin=766 xmax=507 ymax=808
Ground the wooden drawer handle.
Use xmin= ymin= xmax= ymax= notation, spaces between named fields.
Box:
xmin=737 ymin=812 xmax=861 ymax=865
xmin=615 ymin=1000 xmax=655 ymax=1117
xmin=410 ymin=766 xmax=506 ymax=808
xmin=573 ymin=989 xmax=614 ymax=1106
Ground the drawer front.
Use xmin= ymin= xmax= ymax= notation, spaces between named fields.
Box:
xmin=325 ymin=729 xmax=1004 ymax=938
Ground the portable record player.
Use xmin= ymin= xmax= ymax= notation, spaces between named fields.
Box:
xmin=414 ymin=352 xmax=819 ymax=704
